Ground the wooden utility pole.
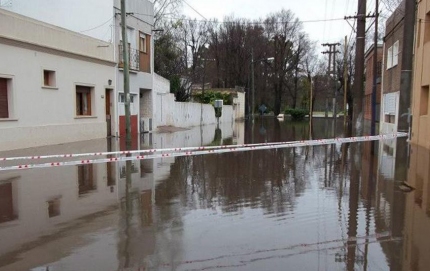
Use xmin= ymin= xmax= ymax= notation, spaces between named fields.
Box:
xmin=371 ymin=0 xmax=379 ymax=136
xmin=309 ymin=78 xmax=313 ymax=139
xmin=120 ymin=0 xmax=132 ymax=149
xmin=322 ymin=43 xmax=340 ymax=119
xmin=251 ymin=48 xmax=255 ymax=121
xmin=343 ymin=36 xmax=348 ymax=129
xmin=349 ymin=0 xmax=367 ymax=136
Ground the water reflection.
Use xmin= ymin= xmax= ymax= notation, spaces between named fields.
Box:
xmin=0 ymin=118 xmax=425 ymax=271
xmin=402 ymin=144 xmax=430 ymax=271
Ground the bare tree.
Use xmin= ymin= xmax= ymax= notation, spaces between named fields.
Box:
xmin=152 ymin=0 xmax=182 ymax=27
xmin=264 ymin=9 xmax=307 ymax=114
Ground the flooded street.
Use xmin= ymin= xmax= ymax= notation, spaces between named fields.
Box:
xmin=0 ymin=118 xmax=428 ymax=271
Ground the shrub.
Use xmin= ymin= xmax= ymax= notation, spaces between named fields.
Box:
xmin=193 ymin=91 xmax=233 ymax=105
xmin=285 ymin=108 xmax=309 ymax=121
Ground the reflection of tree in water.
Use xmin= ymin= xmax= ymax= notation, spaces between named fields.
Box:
xmin=155 ymin=144 xmax=310 ymax=217
xmin=155 ymin=118 xmax=351 ymax=220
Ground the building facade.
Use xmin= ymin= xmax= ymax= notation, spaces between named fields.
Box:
xmin=363 ymin=44 xmax=383 ymax=133
xmin=0 ymin=9 xmax=116 ymax=151
xmin=411 ymin=0 xmax=430 ymax=148
xmin=2 ymin=0 xmax=156 ymax=138
xmin=380 ymin=0 xmax=405 ymax=135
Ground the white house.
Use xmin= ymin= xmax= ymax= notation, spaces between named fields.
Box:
xmin=2 ymin=0 xmax=156 ymax=137
xmin=0 ymin=9 xmax=116 ymax=151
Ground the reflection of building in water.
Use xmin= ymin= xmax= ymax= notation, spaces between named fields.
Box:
xmin=117 ymin=122 xmax=239 ymax=199
xmin=0 ymin=139 xmax=118 ymax=270
xmin=402 ymin=145 xmax=430 ymax=271
xmin=115 ymin=123 xmax=242 ymax=269
xmin=378 ymin=138 xmax=397 ymax=179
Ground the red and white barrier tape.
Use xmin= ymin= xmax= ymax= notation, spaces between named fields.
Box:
xmin=0 ymin=133 xmax=407 ymax=172
xmin=0 ymin=139 xmax=309 ymax=162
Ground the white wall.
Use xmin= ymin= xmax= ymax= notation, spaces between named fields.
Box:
xmin=153 ymin=74 xmax=238 ymax=129
xmin=233 ymin=92 xmax=246 ymax=119
xmin=0 ymin=10 xmax=116 ymax=151
xmin=0 ymin=139 xmax=118 ymax=257
xmin=1 ymin=0 xmax=114 ymax=42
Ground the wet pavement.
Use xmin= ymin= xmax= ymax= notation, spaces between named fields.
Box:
xmin=0 ymin=118 xmax=428 ymax=271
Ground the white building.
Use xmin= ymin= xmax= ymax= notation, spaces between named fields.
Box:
xmin=1 ymin=0 xmax=243 ymax=151
xmin=1 ymin=0 xmax=156 ymax=137
xmin=0 ymin=9 xmax=116 ymax=151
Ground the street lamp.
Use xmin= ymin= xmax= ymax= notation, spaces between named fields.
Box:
xmin=251 ymin=51 xmax=274 ymax=121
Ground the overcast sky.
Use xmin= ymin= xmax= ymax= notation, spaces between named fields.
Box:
xmin=182 ymin=0 xmax=367 ymax=46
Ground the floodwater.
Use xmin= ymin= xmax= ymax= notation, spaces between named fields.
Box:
xmin=0 ymin=118 xmax=428 ymax=271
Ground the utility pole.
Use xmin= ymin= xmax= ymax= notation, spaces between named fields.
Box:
xmin=251 ymin=48 xmax=255 ymax=122
xmin=200 ymin=57 xmax=207 ymax=126
xmin=371 ymin=0 xmax=379 ymax=136
xmin=343 ymin=36 xmax=348 ymax=129
xmin=322 ymin=43 xmax=340 ymax=120
xmin=346 ymin=0 xmax=368 ymax=136
xmin=120 ymin=0 xmax=132 ymax=149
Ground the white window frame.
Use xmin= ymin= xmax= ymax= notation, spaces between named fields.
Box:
xmin=386 ymin=46 xmax=393 ymax=69
xmin=392 ymin=41 xmax=399 ymax=67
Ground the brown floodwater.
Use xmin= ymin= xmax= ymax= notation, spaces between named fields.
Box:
xmin=0 ymin=118 xmax=428 ymax=271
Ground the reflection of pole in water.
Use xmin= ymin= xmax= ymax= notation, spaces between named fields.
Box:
xmin=363 ymin=145 xmax=375 ymax=271
xmin=347 ymin=143 xmax=361 ymax=271
xmin=122 ymin=160 xmax=133 ymax=269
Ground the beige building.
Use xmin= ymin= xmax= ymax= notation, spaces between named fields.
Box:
xmin=0 ymin=9 xmax=116 ymax=151
xmin=411 ymin=0 xmax=430 ymax=148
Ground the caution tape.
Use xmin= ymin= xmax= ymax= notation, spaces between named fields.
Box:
xmin=0 ymin=139 xmax=310 ymax=162
xmin=0 ymin=133 xmax=407 ymax=172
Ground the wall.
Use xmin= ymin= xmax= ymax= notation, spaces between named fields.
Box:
xmin=411 ymin=0 xmax=430 ymax=148
xmin=153 ymin=74 xmax=239 ymax=129
xmin=233 ymin=91 xmax=246 ymax=120
xmin=380 ymin=1 xmax=404 ymax=134
xmin=1 ymin=0 xmax=114 ymax=42
xmin=364 ymin=45 xmax=383 ymax=121
xmin=0 ymin=139 xmax=118 ymax=258
xmin=0 ymin=9 xmax=116 ymax=151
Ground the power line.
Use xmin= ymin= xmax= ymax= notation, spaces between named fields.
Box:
xmin=80 ymin=16 xmax=114 ymax=33
xmin=182 ymin=0 xmax=207 ymax=20
xmin=158 ymin=16 xmax=346 ymax=25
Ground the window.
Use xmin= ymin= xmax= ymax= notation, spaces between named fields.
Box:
xmin=76 ymin=85 xmax=93 ymax=116
xmin=392 ymin=41 xmax=399 ymax=67
xmin=47 ymin=198 xmax=61 ymax=217
xmin=0 ymin=78 xmax=9 ymax=118
xmin=424 ymin=13 xmax=430 ymax=44
xmin=0 ymin=182 xmax=17 ymax=223
xmin=119 ymin=93 xmax=136 ymax=103
xmin=139 ymin=33 xmax=147 ymax=53
xmin=78 ymin=165 xmax=96 ymax=195
xmin=43 ymin=70 xmax=56 ymax=87
xmin=420 ymin=86 xmax=429 ymax=116
xmin=386 ymin=41 xmax=399 ymax=70
xmin=386 ymin=46 xmax=393 ymax=69
xmin=139 ymin=33 xmax=151 ymax=73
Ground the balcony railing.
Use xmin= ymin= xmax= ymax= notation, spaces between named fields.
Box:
xmin=119 ymin=44 xmax=140 ymax=71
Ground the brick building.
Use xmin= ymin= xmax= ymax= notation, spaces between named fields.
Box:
xmin=380 ymin=0 xmax=405 ymax=134
xmin=363 ymin=44 xmax=383 ymax=132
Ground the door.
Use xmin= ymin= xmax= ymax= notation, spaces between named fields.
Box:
xmin=105 ymin=89 xmax=112 ymax=137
